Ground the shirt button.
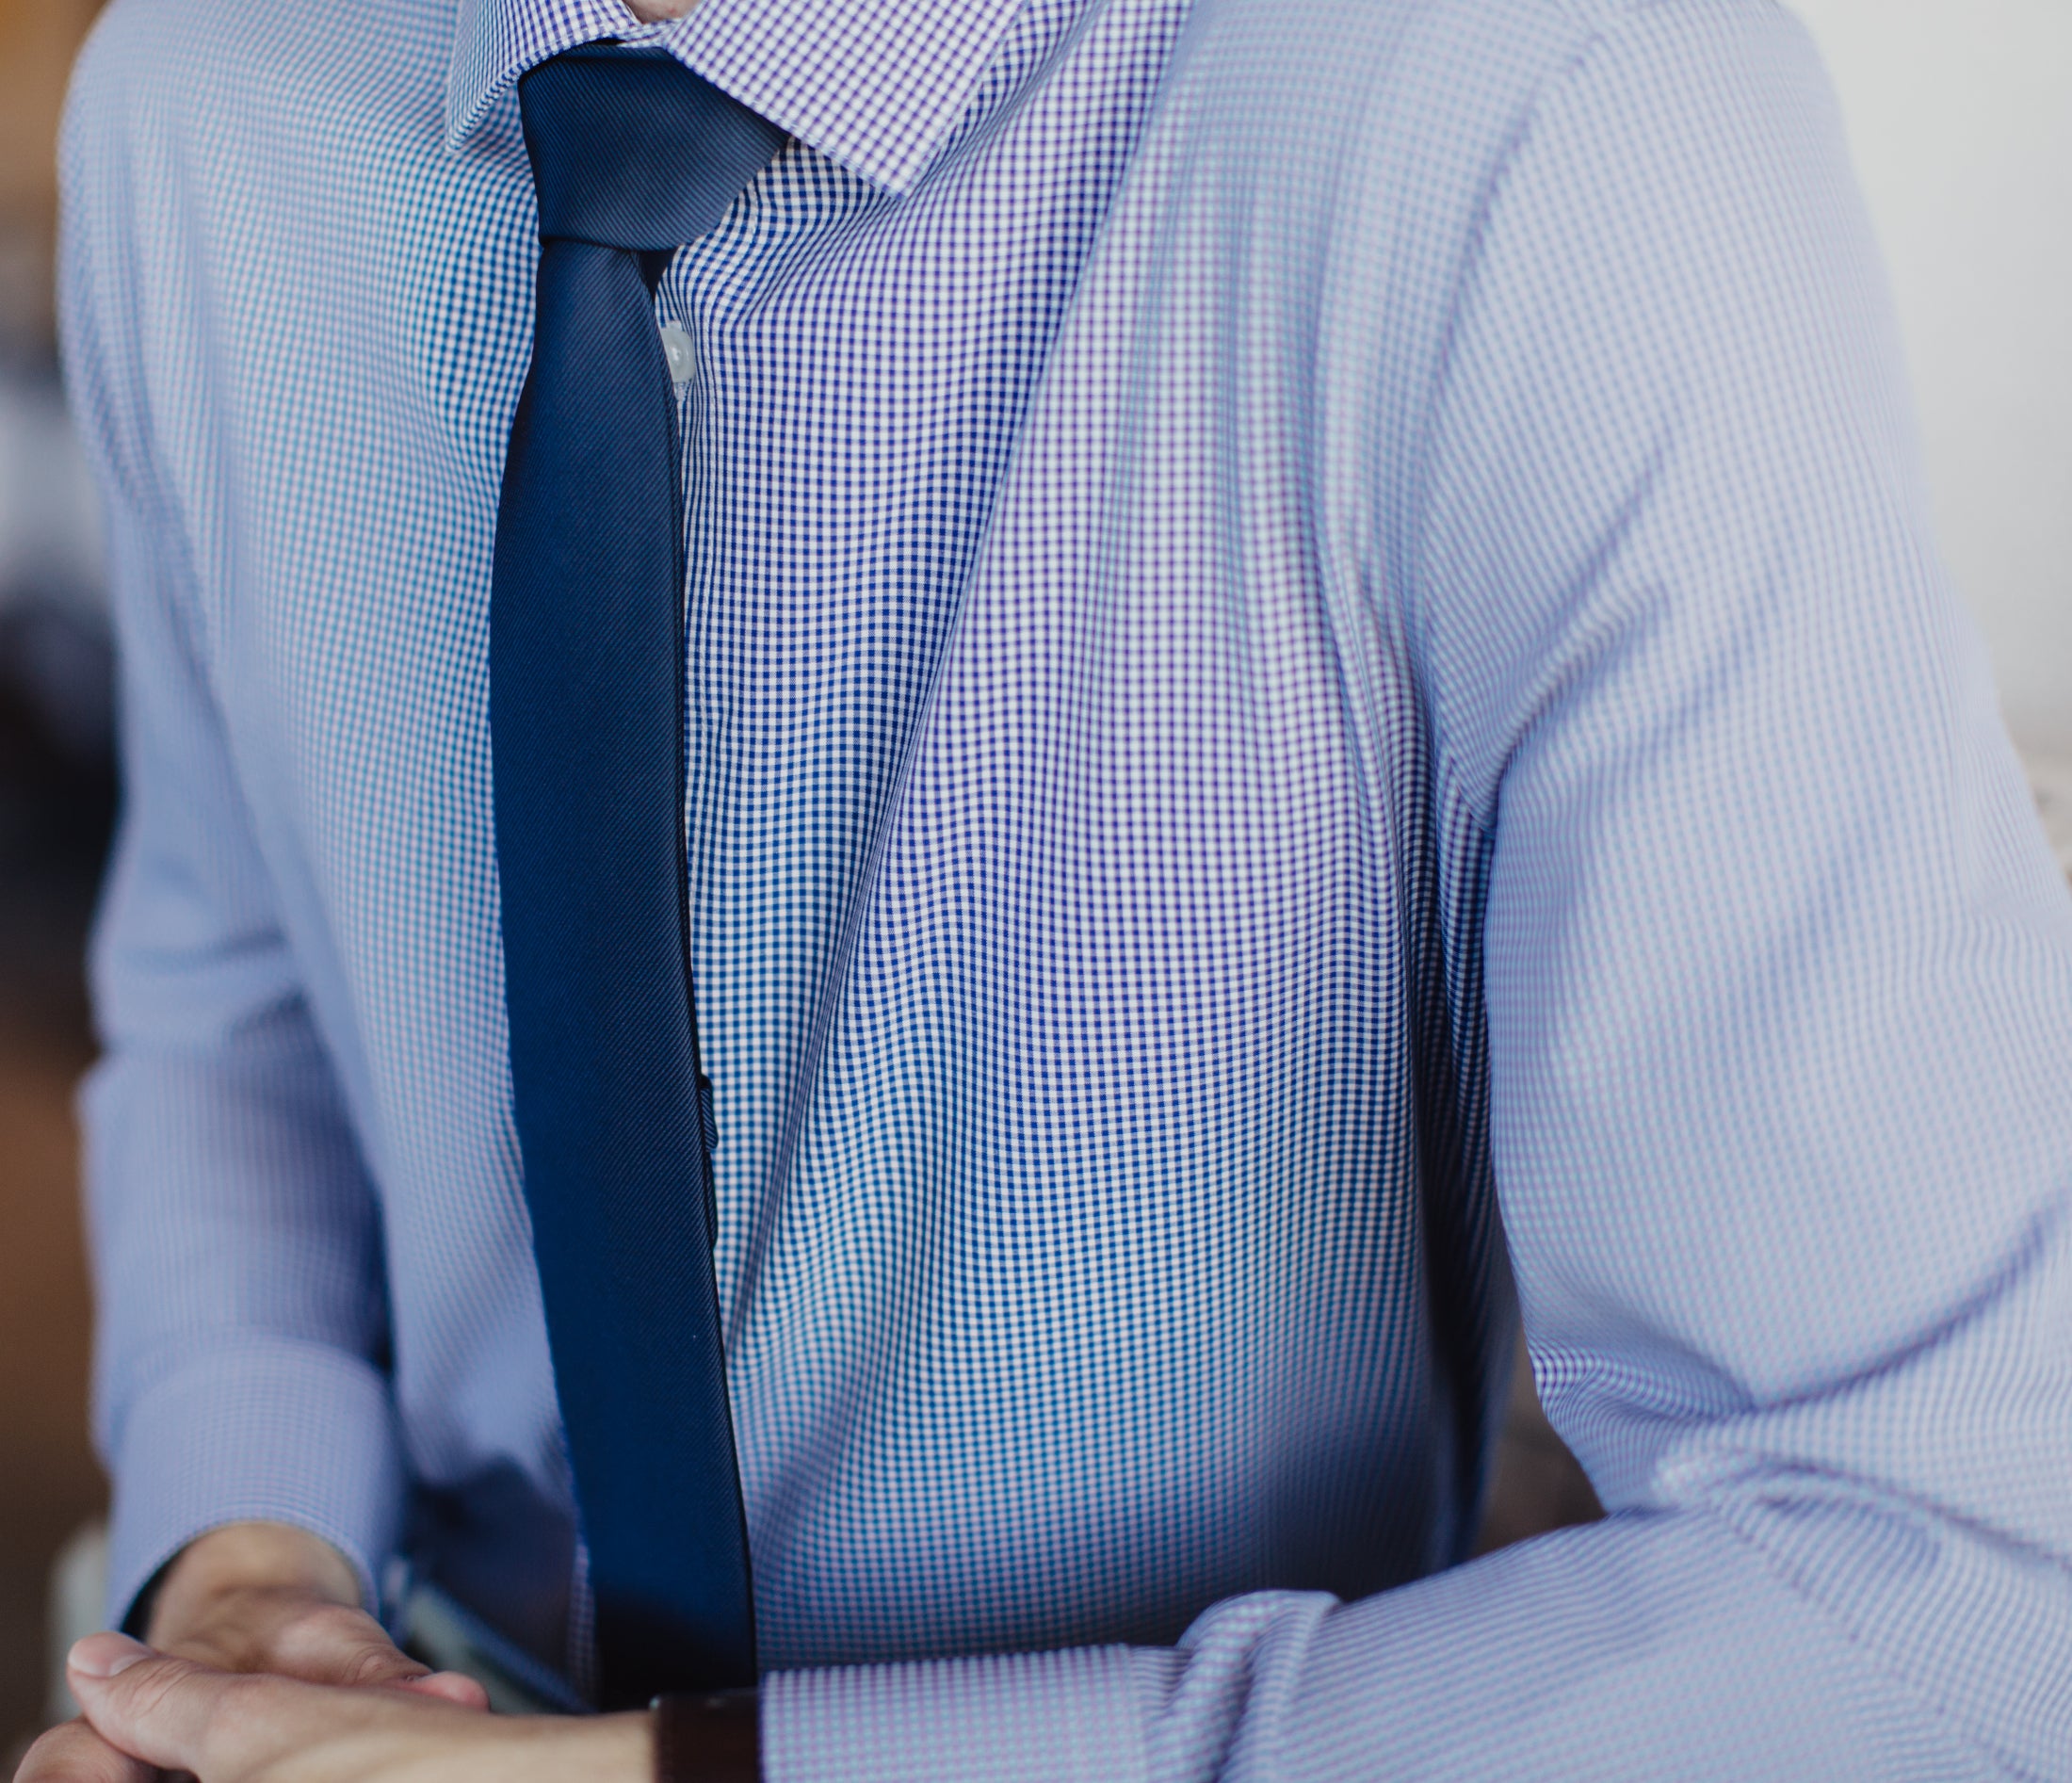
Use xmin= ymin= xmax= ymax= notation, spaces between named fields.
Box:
xmin=658 ymin=322 xmax=694 ymax=386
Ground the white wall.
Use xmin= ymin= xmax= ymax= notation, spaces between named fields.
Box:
xmin=1787 ymin=0 xmax=2072 ymax=753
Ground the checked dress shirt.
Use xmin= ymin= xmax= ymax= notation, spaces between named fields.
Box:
xmin=58 ymin=0 xmax=2072 ymax=1773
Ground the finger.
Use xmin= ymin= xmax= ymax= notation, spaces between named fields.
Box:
xmin=261 ymin=1601 xmax=431 ymax=1689
xmin=66 ymin=1635 xmax=237 ymax=1775
xmin=154 ymin=1591 xmax=493 ymax=1726
xmin=10 ymin=1717 xmax=155 ymax=1783
xmin=392 ymin=1671 xmax=492 ymax=1710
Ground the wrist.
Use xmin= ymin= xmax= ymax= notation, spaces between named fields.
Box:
xmin=144 ymin=1520 xmax=363 ymax=1644
xmin=530 ymin=1710 xmax=656 ymax=1783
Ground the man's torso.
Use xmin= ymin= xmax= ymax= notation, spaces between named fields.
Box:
xmin=64 ymin=0 xmax=1612 ymax=1683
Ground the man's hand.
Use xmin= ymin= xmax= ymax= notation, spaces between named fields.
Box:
xmin=56 ymin=1635 xmax=652 ymax=1783
xmin=13 ymin=1522 xmax=487 ymax=1782
xmin=137 ymin=1522 xmax=485 ymax=1704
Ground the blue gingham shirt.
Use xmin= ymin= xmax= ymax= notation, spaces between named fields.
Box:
xmin=59 ymin=0 xmax=2072 ymax=1770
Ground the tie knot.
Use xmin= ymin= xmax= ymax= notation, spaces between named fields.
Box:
xmin=519 ymin=45 xmax=786 ymax=252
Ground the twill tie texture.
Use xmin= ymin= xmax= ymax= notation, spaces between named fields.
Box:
xmin=491 ymin=43 xmax=785 ymax=1709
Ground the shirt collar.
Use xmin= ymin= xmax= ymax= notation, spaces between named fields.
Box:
xmin=446 ymin=0 xmax=1029 ymax=194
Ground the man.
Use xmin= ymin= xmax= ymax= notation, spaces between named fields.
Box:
xmin=23 ymin=0 xmax=2072 ymax=1772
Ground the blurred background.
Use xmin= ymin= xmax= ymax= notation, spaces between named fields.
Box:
xmin=1 ymin=0 xmax=121 ymax=1759
xmin=0 ymin=0 xmax=2066 ymax=1760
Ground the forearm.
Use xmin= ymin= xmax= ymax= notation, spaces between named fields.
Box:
xmin=45 ymin=1609 xmax=753 ymax=1783
xmin=54 ymin=1632 xmax=662 ymax=1783
xmin=754 ymin=1508 xmax=2015 ymax=1782
xmin=1271 ymin=1514 xmax=2005 ymax=1781
xmin=87 ymin=1017 xmax=403 ymax=1626
xmin=85 ymin=683 xmax=402 ymax=1627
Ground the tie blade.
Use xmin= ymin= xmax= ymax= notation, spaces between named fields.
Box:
xmin=492 ymin=231 xmax=756 ymax=1699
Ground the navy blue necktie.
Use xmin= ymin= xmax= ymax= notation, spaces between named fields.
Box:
xmin=490 ymin=43 xmax=785 ymax=1710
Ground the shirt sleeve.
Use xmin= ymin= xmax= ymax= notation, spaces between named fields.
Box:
xmin=757 ymin=2 xmax=2072 ymax=1775
xmin=60 ymin=25 xmax=407 ymax=1627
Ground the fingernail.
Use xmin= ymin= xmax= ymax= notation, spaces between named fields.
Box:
xmin=69 ymin=1632 xmax=153 ymax=1679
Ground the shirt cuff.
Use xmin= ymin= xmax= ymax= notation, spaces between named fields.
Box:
xmin=761 ymin=1644 xmax=1157 ymax=1783
xmin=103 ymin=1338 xmax=406 ymax=1629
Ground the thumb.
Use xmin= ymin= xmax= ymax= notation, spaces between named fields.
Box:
xmin=66 ymin=1634 xmax=237 ymax=1775
xmin=258 ymin=1601 xmax=489 ymax=1710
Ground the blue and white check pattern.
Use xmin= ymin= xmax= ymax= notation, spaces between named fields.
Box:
xmin=59 ymin=0 xmax=2072 ymax=1771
